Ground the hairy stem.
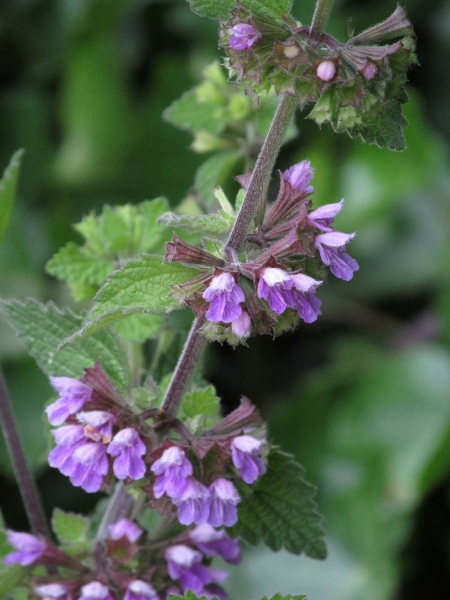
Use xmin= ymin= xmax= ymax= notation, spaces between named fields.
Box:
xmin=159 ymin=314 xmax=206 ymax=418
xmin=310 ymin=0 xmax=335 ymax=37
xmin=226 ymin=94 xmax=297 ymax=252
xmin=96 ymin=482 xmax=134 ymax=541
xmin=0 ymin=367 xmax=50 ymax=538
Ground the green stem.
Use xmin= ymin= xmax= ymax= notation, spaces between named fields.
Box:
xmin=0 ymin=367 xmax=50 ymax=538
xmin=310 ymin=0 xmax=335 ymax=37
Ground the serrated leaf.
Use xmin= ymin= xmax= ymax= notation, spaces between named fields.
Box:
xmin=0 ymin=299 xmax=130 ymax=391
xmin=355 ymin=100 xmax=407 ymax=151
xmin=185 ymin=0 xmax=234 ymax=20
xmin=0 ymin=150 xmax=24 ymax=243
xmin=195 ymin=151 xmax=242 ymax=206
xmin=159 ymin=210 xmax=233 ymax=235
xmin=186 ymin=0 xmax=292 ymax=20
xmin=51 ymin=509 xmax=90 ymax=544
xmin=46 ymin=242 xmax=114 ymax=301
xmin=64 ymin=256 xmax=198 ymax=342
xmin=242 ymin=0 xmax=293 ymax=20
xmin=181 ymin=385 xmax=220 ymax=419
xmin=228 ymin=449 xmax=327 ymax=558
xmin=164 ymin=90 xmax=224 ymax=135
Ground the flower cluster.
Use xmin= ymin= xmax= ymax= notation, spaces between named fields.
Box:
xmin=151 ymin=434 xmax=265 ymax=528
xmin=4 ymin=519 xmax=241 ymax=600
xmin=46 ymin=376 xmax=147 ymax=493
xmin=220 ymin=6 xmax=416 ymax=142
xmin=166 ymin=160 xmax=358 ymax=343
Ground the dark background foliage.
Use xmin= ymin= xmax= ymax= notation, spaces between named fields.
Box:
xmin=1 ymin=0 xmax=449 ymax=598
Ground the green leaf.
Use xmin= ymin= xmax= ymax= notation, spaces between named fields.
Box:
xmin=0 ymin=565 xmax=27 ymax=598
xmin=229 ymin=449 xmax=327 ymax=558
xmin=186 ymin=0 xmax=292 ymax=20
xmin=0 ymin=299 xmax=130 ymax=391
xmin=185 ymin=0 xmax=234 ymax=20
xmin=159 ymin=210 xmax=233 ymax=235
xmin=114 ymin=313 xmax=164 ymax=342
xmin=164 ymin=90 xmax=224 ymax=135
xmin=355 ymin=100 xmax=407 ymax=151
xmin=180 ymin=385 xmax=220 ymax=419
xmin=195 ymin=151 xmax=242 ymax=206
xmin=64 ymin=256 xmax=198 ymax=341
xmin=0 ymin=150 xmax=24 ymax=244
xmin=169 ymin=592 xmax=305 ymax=600
xmin=51 ymin=509 xmax=90 ymax=544
xmin=46 ymin=242 xmax=114 ymax=301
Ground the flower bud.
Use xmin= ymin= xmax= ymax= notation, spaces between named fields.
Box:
xmin=361 ymin=61 xmax=378 ymax=80
xmin=316 ymin=60 xmax=336 ymax=81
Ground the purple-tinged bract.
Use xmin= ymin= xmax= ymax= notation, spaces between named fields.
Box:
xmin=229 ymin=24 xmax=260 ymax=51
xmin=107 ymin=428 xmax=146 ymax=480
xmin=108 ymin=518 xmax=143 ymax=543
xmin=189 ymin=524 xmax=241 ymax=565
xmin=203 ymin=273 xmax=245 ymax=323
xmin=231 ymin=435 xmax=266 ymax=484
xmin=315 ymin=232 xmax=359 ymax=281
xmin=4 ymin=531 xmax=46 ymax=566
xmin=208 ymin=478 xmax=241 ymax=527
xmin=151 ymin=446 xmax=193 ymax=500
xmin=46 ymin=377 xmax=92 ymax=426
xmin=283 ymin=161 xmax=314 ymax=194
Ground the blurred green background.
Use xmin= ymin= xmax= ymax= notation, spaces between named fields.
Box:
xmin=1 ymin=0 xmax=450 ymax=599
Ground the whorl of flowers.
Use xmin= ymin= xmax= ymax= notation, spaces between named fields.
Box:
xmin=165 ymin=159 xmax=358 ymax=344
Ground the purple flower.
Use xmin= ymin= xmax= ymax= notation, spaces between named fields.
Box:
xmin=283 ymin=161 xmax=314 ymax=194
xmin=108 ymin=518 xmax=143 ymax=543
xmin=79 ymin=582 xmax=114 ymax=600
xmin=231 ymin=310 xmax=251 ymax=338
xmin=229 ymin=24 xmax=260 ymax=51
xmin=151 ymin=446 xmax=193 ymax=500
xmin=69 ymin=442 xmax=109 ymax=492
xmin=35 ymin=583 xmax=70 ymax=599
xmin=203 ymin=273 xmax=245 ymax=323
xmin=173 ymin=478 xmax=211 ymax=526
xmin=257 ymin=268 xmax=293 ymax=315
xmin=107 ymin=428 xmax=146 ymax=481
xmin=316 ymin=60 xmax=336 ymax=81
xmin=46 ymin=377 xmax=92 ymax=426
xmin=124 ymin=580 xmax=160 ymax=600
xmin=231 ymin=435 xmax=266 ymax=484
xmin=165 ymin=545 xmax=227 ymax=595
xmin=315 ymin=231 xmax=359 ymax=281
xmin=208 ymin=479 xmax=241 ymax=527
xmin=307 ymin=200 xmax=344 ymax=232
xmin=284 ymin=273 xmax=322 ymax=323
xmin=48 ymin=425 xmax=86 ymax=476
xmin=3 ymin=531 xmax=46 ymax=566
xmin=77 ymin=411 xmax=116 ymax=441
xmin=189 ymin=524 xmax=241 ymax=565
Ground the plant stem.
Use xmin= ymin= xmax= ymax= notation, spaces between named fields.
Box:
xmin=310 ymin=0 xmax=335 ymax=37
xmin=96 ymin=482 xmax=133 ymax=541
xmin=159 ymin=314 xmax=206 ymax=418
xmin=0 ymin=367 xmax=50 ymax=538
xmin=226 ymin=94 xmax=297 ymax=253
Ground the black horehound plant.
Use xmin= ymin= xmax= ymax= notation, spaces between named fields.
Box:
xmin=0 ymin=0 xmax=415 ymax=599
